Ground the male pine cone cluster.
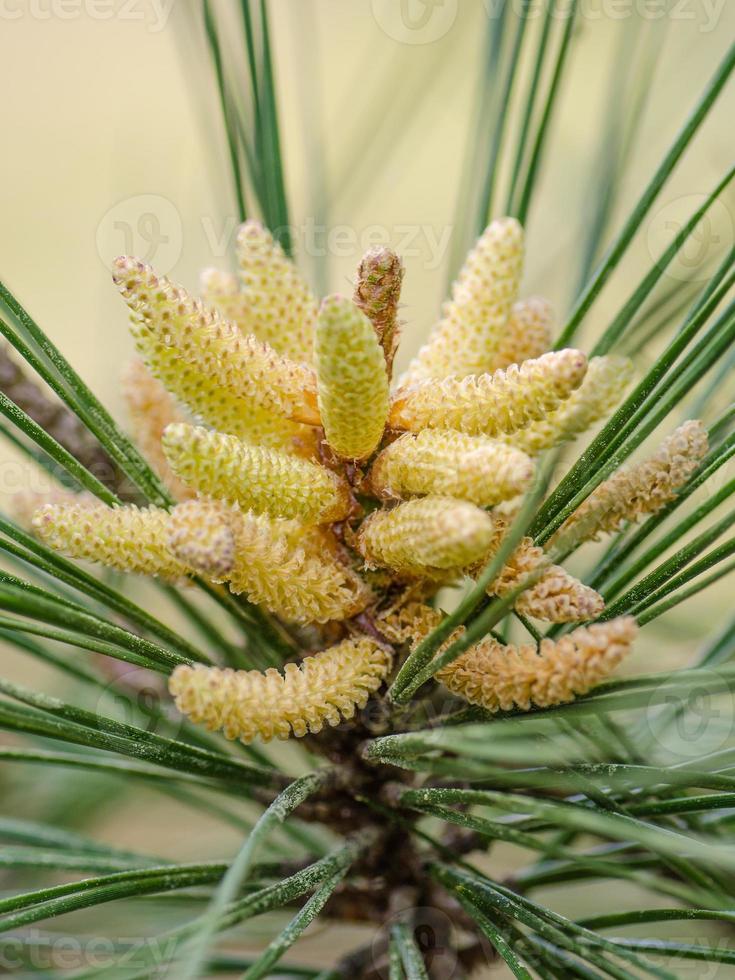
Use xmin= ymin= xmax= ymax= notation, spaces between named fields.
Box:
xmin=29 ymin=218 xmax=704 ymax=742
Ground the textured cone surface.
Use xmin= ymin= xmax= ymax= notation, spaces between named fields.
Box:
xmin=356 ymin=496 xmax=495 ymax=575
xmin=121 ymin=358 xmax=193 ymax=500
xmin=169 ymin=637 xmax=392 ymax=742
xmin=389 ymin=350 xmax=587 ymax=436
xmin=479 ymin=530 xmax=605 ymax=623
xmin=315 ymin=295 xmax=390 ymax=460
xmin=115 ymin=260 xmax=315 ymax=456
xmin=370 ymin=430 xmax=533 ymax=506
xmin=199 ymin=266 xmax=239 ymax=308
xmin=492 ymin=296 xmax=553 ymax=372
xmin=235 ymin=221 xmax=318 ymax=363
xmin=512 ymin=560 xmax=604 ymax=622
xmin=13 ymin=486 xmax=95 ymax=531
xmin=438 ymin=618 xmax=637 ymax=712
xmin=400 ymin=218 xmax=524 ymax=384
xmin=167 ymin=500 xmax=370 ymax=624
xmin=199 ymin=266 xmax=250 ymax=335
xmin=380 ymin=602 xmax=633 ymax=710
xmin=33 ymin=502 xmax=188 ymax=581
xmin=166 ymin=498 xmax=236 ymax=579
xmin=551 ymin=420 xmax=709 ymax=549
xmin=112 ymin=257 xmax=320 ymax=426
xmin=507 ymin=355 xmax=633 ymax=454
xmin=162 ymin=423 xmax=351 ymax=524
xmin=201 ymin=221 xmax=317 ymax=363
xmin=378 ymin=600 xmax=446 ymax=646
xmin=353 ymin=246 xmax=404 ymax=375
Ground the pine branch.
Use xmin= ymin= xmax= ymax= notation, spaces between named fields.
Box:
xmin=0 ymin=345 xmax=125 ymax=495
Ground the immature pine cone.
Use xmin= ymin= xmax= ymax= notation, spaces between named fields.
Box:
xmin=202 ymin=220 xmax=318 ymax=363
xmin=117 ymin=261 xmax=315 ymax=455
xmin=162 ymin=423 xmax=351 ymax=524
xmin=28 ymin=218 xmax=644 ymax=738
xmin=552 ymin=420 xmax=708 ymax=549
xmin=167 ymin=499 xmax=370 ymax=624
xmin=507 ymin=355 xmax=633 ymax=454
xmin=33 ymin=502 xmax=187 ymax=581
xmin=121 ymin=358 xmax=193 ymax=501
xmin=169 ymin=637 xmax=392 ymax=742
xmin=315 ymin=295 xmax=390 ymax=461
xmin=400 ymin=217 xmax=524 ymax=383
xmin=477 ymin=522 xmax=605 ymax=622
xmin=353 ymin=246 xmax=404 ymax=376
xmin=380 ymin=602 xmax=635 ymax=711
xmin=492 ymin=296 xmax=554 ymax=372
xmin=113 ymin=257 xmax=320 ymax=426
xmin=369 ymin=430 xmax=534 ymax=507
xmin=438 ymin=618 xmax=637 ymax=712
xmin=356 ymin=496 xmax=495 ymax=576
xmin=389 ymin=350 xmax=588 ymax=436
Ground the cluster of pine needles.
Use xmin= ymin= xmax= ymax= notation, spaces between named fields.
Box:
xmin=0 ymin=5 xmax=734 ymax=979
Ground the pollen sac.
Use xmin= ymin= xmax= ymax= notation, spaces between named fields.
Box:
xmin=378 ymin=599 xmax=446 ymax=646
xmin=162 ymin=423 xmax=351 ymax=524
xmin=121 ymin=358 xmax=194 ymax=501
xmin=438 ymin=617 xmax=637 ymax=712
xmin=369 ymin=430 xmax=534 ymax=507
xmin=166 ymin=500 xmax=370 ymax=624
xmin=235 ymin=221 xmax=318 ymax=363
xmin=353 ymin=246 xmax=404 ymax=376
xmin=168 ymin=636 xmax=392 ymax=743
xmin=198 ymin=264 xmax=254 ymax=342
xmin=166 ymin=498 xmax=236 ymax=579
xmin=11 ymin=486 xmax=95 ymax=532
xmin=199 ymin=266 xmax=238 ymax=302
xmin=400 ymin=218 xmax=524 ymax=384
xmin=116 ymin=261 xmax=316 ymax=457
xmin=507 ymin=355 xmax=633 ymax=455
xmin=492 ymin=296 xmax=553 ymax=372
xmin=457 ymin=516 xmax=603 ymax=623
xmin=389 ymin=349 xmax=588 ymax=437
xmin=551 ymin=419 xmax=709 ymax=551
xmin=33 ymin=502 xmax=188 ymax=581
xmin=380 ymin=600 xmax=632 ymax=710
xmin=512 ymin=561 xmax=604 ymax=623
xmin=315 ymin=295 xmax=390 ymax=461
xmin=112 ymin=257 xmax=320 ymax=426
xmin=480 ymin=531 xmax=605 ymax=623
xmin=356 ymin=496 xmax=495 ymax=576
xmin=201 ymin=221 xmax=317 ymax=363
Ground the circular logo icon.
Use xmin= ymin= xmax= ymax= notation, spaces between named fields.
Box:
xmin=95 ymin=665 xmax=182 ymax=740
xmin=371 ymin=0 xmax=458 ymax=44
xmin=96 ymin=194 xmax=182 ymax=273
xmin=372 ymin=908 xmax=459 ymax=979
xmin=646 ymin=194 xmax=734 ymax=283
xmin=643 ymin=670 xmax=735 ymax=761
